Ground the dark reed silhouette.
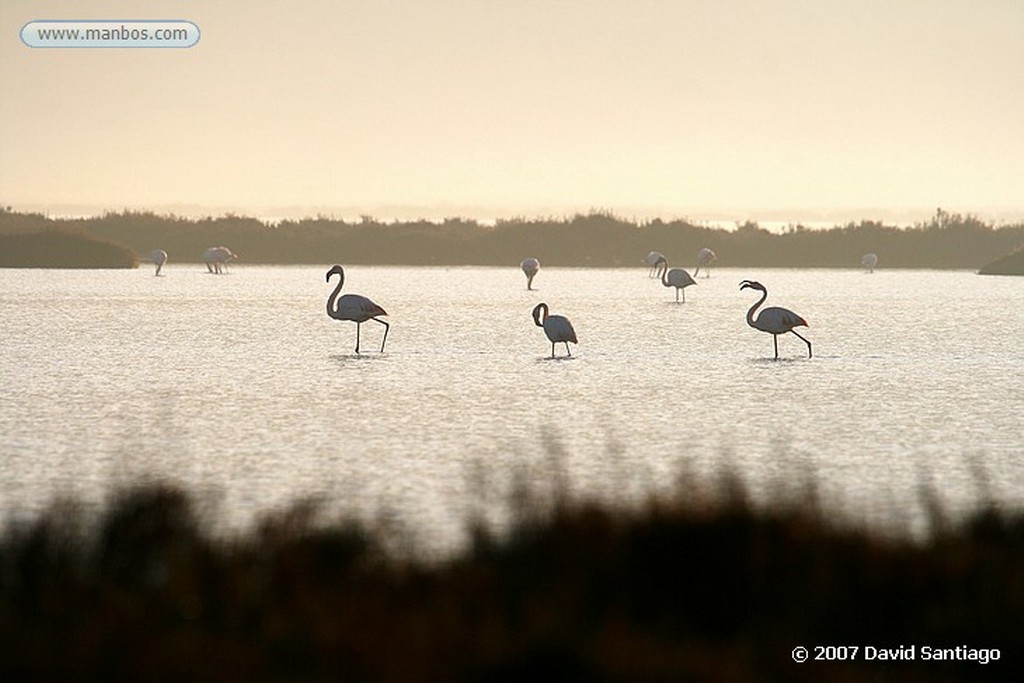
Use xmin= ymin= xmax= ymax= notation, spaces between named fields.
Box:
xmin=0 ymin=478 xmax=1019 ymax=682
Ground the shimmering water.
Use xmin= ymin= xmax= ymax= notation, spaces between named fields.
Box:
xmin=2 ymin=265 xmax=1022 ymax=554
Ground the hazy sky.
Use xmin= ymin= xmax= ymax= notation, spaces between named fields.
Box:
xmin=2 ymin=1 xmax=1022 ymax=222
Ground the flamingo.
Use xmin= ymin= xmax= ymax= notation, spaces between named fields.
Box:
xmin=643 ymin=251 xmax=667 ymax=278
xmin=862 ymin=253 xmax=878 ymax=273
xmin=520 ymin=258 xmax=540 ymax=290
xmin=655 ymin=256 xmax=697 ymax=303
xmin=695 ymin=248 xmax=717 ymax=278
xmin=203 ymin=246 xmax=237 ymax=274
xmin=740 ymin=280 xmax=811 ymax=359
xmin=531 ymin=303 xmax=577 ymax=358
xmin=152 ymin=249 xmax=167 ymax=276
xmin=325 ymin=265 xmax=389 ymax=353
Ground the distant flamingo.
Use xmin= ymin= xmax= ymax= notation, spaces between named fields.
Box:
xmin=325 ymin=265 xmax=389 ymax=353
xmin=695 ymin=248 xmax=717 ymax=278
xmin=862 ymin=253 xmax=878 ymax=273
xmin=655 ymin=256 xmax=697 ymax=303
xmin=520 ymin=258 xmax=540 ymax=290
xmin=203 ymin=246 xmax=237 ymax=274
xmin=532 ymin=303 xmax=577 ymax=358
xmin=740 ymin=280 xmax=811 ymax=359
xmin=643 ymin=251 xmax=667 ymax=278
xmin=152 ymin=249 xmax=167 ymax=276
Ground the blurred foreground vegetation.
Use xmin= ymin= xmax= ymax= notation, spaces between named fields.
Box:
xmin=3 ymin=206 xmax=1023 ymax=270
xmin=1 ymin=479 xmax=1019 ymax=682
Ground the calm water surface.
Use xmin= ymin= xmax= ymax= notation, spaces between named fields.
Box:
xmin=2 ymin=265 xmax=1022 ymax=554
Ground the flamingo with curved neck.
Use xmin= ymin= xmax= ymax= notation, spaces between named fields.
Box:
xmin=643 ymin=251 xmax=667 ymax=278
xmin=152 ymin=249 xmax=167 ymax=276
xmin=740 ymin=280 xmax=811 ymax=359
xmin=656 ymin=257 xmax=697 ymax=303
xmin=532 ymin=303 xmax=577 ymax=358
xmin=520 ymin=258 xmax=540 ymax=290
xmin=326 ymin=265 xmax=389 ymax=353
xmin=695 ymin=248 xmax=717 ymax=278
xmin=862 ymin=253 xmax=878 ymax=273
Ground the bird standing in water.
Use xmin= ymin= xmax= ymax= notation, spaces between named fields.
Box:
xmin=325 ymin=265 xmax=389 ymax=353
xmin=656 ymin=257 xmax=697 ymax=303
xmin=740 ymin=280 xmax=811 ymax=359
xmin=520 ymin=258 xmax=540 ymax=290
xmin=531 ymin=303 xmax=577 ymax=358
xmin=695 ymin=248 xmax=717 ymax=278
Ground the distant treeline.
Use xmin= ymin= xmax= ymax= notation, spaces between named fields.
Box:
xmin=3 ymin=206 xmax=1023 ymax=269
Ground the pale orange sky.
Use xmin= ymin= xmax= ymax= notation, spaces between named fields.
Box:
xmin=2 ymin=1 xmax=1022 ymax=223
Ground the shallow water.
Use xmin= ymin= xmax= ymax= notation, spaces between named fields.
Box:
xmin=1 ymin=265 xmax=1022 ymax=554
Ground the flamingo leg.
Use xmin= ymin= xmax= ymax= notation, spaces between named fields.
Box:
xmin=373 ymin=317 xmax=390 ymax=352
xmin=773 ymin=334 xmax=779 ymax=360
xmin=564 ymin=342 xmax=572 ymax=357
xmin=790 ymin=330 xmax=812 ymax=358
xmin=355 ymin=322 xmax=362 ymax=353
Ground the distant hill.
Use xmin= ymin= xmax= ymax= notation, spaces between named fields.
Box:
xmin=979 ymin=247 xmax=1024 ymax=276
xmin=0 ymin=230 xmax=137 ymax=268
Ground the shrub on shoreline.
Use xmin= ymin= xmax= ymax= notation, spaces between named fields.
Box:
xmin=0 ymin=229 xmax=137 ymax=269
xmin=979 ymin=246 xmax=1024 ymax=276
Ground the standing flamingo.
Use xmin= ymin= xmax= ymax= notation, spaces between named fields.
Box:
xmin=325 ymin=265 xmax=389 ymax=353
xmin=655 ymin=256 xmax=697 ymax=303
xmin=152 ymin=249 xmax=167 ymax=276
xmin=695 ymin=248 xmax=717 ymax=278
xmin=861 ymin=253 xmax=878 ymax=273
xmin=740 ymin=280 xmax=811 ymax=359
xmin=520 ymin=258 xmax=540 ymax=290
xmin=203 ymin=246 xmax=237 ymax=274
xmin=643 ymin=251 xmax=667 ymax=278
xmin=531 ymin=303 xmax=577 ymax=358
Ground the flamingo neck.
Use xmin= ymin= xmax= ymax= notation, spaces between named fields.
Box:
xmin=533 ymin=304 xmax=548 ymax=328
xmin=326 ymin=271 xmax=345 ymax=317
xmin=746 ymin=288 xmax=767 ymax=327
xmin=659 ymin=262 xmax=669 ymax=286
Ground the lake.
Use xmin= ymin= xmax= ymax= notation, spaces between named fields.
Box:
xmin=1 ymin=265 xmax=1022 ymax=555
